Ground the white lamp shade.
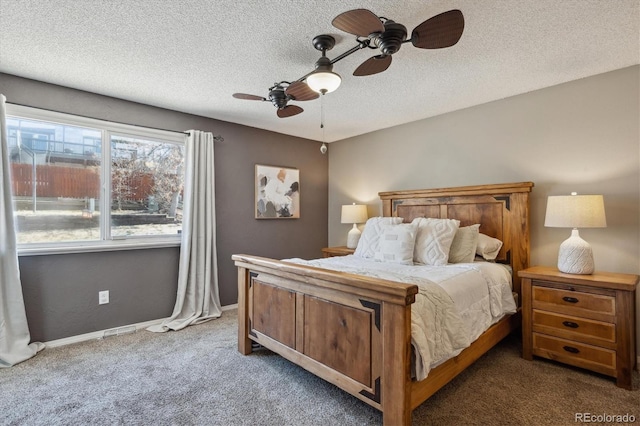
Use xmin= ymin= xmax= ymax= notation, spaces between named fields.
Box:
xmin=341 ymin=204 xmax=368 ymax=224
xmin=544 ymin=195 xmax=606 ymax=228
xmin=306 ymin=71 xmax=341 ymax=94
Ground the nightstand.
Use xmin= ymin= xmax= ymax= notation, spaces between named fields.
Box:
xmin=519 ymin=266 xmax=638 ymax=390
xmin=321 ymin=246 xmax=355 ymax=258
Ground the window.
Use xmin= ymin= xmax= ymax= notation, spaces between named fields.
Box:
xmin=7 ymin=105 xmax=186 ymax=253
xmin=110 ymin=134 xmax=184 ymax=238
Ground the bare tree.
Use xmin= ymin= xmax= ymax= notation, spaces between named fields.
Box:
xmin=111 ymin=156 xmax=138 ymax=211
xmin=147 ymin=144 xmax=184 ymax=217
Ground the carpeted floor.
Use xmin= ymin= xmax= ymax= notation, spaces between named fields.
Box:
xmin=1 ymin=310 xmax=638 ymax=426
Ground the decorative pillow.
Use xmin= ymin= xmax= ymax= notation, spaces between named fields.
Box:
xmin=412 ymin=217 xmax=460 ymax=266
xmin=476 ymin=233 xmax=503 ymax=260
xmin=448 ymin=224 xmax=480 ymax=263
xmin=374 ymin=223 xmax=417 ymax=265
xmin=353 ymin=217 xmax=403 ymax=258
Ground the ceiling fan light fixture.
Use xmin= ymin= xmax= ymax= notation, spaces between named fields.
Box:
xmin=307 ymin=70 xmax=341 ymax=94
xmin=307 ymin=55 xmax=341 ymax=94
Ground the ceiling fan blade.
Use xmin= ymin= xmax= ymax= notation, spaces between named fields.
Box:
xmin=411 ymin=9 xmax=465 ymax=49
xmin=332 ymin=9 xmax=384 ymax=37
xmin=277 ymin=105 xmax=303 ymax=118
xmin=353 ymin=55 xmax=392 ymax=76
xmin=232 ymin=93 xmax=266 ymax=101
xmin=285 ymin=81 xmax=319 ymax=101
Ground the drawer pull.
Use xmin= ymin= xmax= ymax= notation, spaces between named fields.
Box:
xmin=562 ymin=296 xmax=579 ymax=304
xmin=563 ymin=346 xmax=580 ymax=354
xmin=562 ymin=321 xmax=579 ymax=329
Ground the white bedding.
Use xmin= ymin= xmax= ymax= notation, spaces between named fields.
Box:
xmin=284 ymin=255 xmax=517 ymax=381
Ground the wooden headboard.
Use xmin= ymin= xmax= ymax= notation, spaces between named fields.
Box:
xmin=379 ymin=182 xmax=534 ymax=294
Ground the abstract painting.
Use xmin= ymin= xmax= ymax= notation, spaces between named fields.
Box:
xmin=255 ymin=165 xmax=300 ymax=219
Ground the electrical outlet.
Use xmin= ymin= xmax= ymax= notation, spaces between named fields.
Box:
xmin=98 ymin=290 xmax=109 ymax=305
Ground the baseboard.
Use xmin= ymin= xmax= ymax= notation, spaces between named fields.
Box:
xmin=43 ymin=303 xmax=238 ymax=348
xmin=43 ymin=318 xmax=168 ymax=348
xmin=222 ymin=303 xmax=238 ymax=311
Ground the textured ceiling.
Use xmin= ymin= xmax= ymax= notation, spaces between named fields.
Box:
xmin=0 ymin=0 xmax=638 ymax=142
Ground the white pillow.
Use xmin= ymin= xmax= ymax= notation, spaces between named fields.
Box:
xmin=374 ymin=223 xmax=417 ymax=265
xmin=476 ymin=233 xmax=503 ymax=260
xmin=412 ymin=217 xmax=460 ymax=266
xmin=354 ymin=216 xmax=403 ymax=259
xmin=448 ymin=224 xmax=480 ymax=263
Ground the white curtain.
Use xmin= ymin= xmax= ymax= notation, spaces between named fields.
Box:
xmin=0 ymin=94 xmax=45 ymax=366
xmin=148 ymin=130 xmax=221 ymax=332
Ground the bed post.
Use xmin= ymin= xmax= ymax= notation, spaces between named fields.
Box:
xmin=237 ymin=266 xmax=252 ymax=355
xmin=381 ymin=302 xmax=413 ymax=426
xmin=506 ymin=191 xmax=531 ymax=295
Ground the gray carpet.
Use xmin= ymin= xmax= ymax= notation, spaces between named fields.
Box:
xmin=1 ymin=310 xmax=638 ymax=426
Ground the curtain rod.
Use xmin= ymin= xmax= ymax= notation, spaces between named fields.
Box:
xmin=6 ymin=101 xmax=224 ymax=142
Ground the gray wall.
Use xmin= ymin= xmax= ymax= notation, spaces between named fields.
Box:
xmin=19 ymin=249 xmax=179 ymax=341
xmin=0 ymin=73 xmax=328 ymax=342
xmin=328 ymin=66 xmax=639 ymax=351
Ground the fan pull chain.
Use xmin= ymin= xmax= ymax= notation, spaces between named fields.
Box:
xmin=320 ymin=93 xmax=327 ymax=154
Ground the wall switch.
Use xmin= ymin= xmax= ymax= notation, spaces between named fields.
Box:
xmin=98 ymin=290 xmax=109 ymax=305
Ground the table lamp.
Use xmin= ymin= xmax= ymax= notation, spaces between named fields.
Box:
xmin=544 ymin=193 xmax=606 ymax=274
xmin=341 ymin=204 xmax=368 ymax=249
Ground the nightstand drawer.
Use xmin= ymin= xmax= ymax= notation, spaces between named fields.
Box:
xmin=533 ymin=333 xmax=616 ymax=377
xmin=532 ymin=310 xmax=616 ymax=347
xmin=532 ymin=284 xmax=615 ymax=322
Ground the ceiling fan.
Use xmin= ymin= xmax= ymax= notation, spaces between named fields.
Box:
xmin=232 ymin=8 xmax=464 ymax=115
xmin=331 ymin=8 xmax=464 ymax=76
xmin=232 ymin=81 xmax=319 ymax=118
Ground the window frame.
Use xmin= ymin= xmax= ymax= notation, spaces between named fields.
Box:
xmin=7 ymin=104 xmax=187 ymax=256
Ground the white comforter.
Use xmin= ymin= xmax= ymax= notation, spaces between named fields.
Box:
xmin=284 ymin=256 xmax=517 ymax=381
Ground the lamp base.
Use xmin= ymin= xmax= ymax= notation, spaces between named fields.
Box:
xmin=557 ymin=229 xmax=594 ymax=274
xmin=346 ymin=224 xmax=362 ymax=249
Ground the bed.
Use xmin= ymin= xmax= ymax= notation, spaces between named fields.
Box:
xmin=232 ymin=181 xmax=533 ymax=425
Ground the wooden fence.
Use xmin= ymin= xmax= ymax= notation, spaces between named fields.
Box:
xmin=11 ymin=163 xmax=154 ymax=201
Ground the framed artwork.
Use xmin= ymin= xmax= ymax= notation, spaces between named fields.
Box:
xmin=255 ymin=165 xmax=300 ymax=219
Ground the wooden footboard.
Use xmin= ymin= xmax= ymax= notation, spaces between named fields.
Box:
xmin=234 ymin=254 xmax=522 ymax=425
xmin=233 ymin=254 xmax=418 ymax=425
